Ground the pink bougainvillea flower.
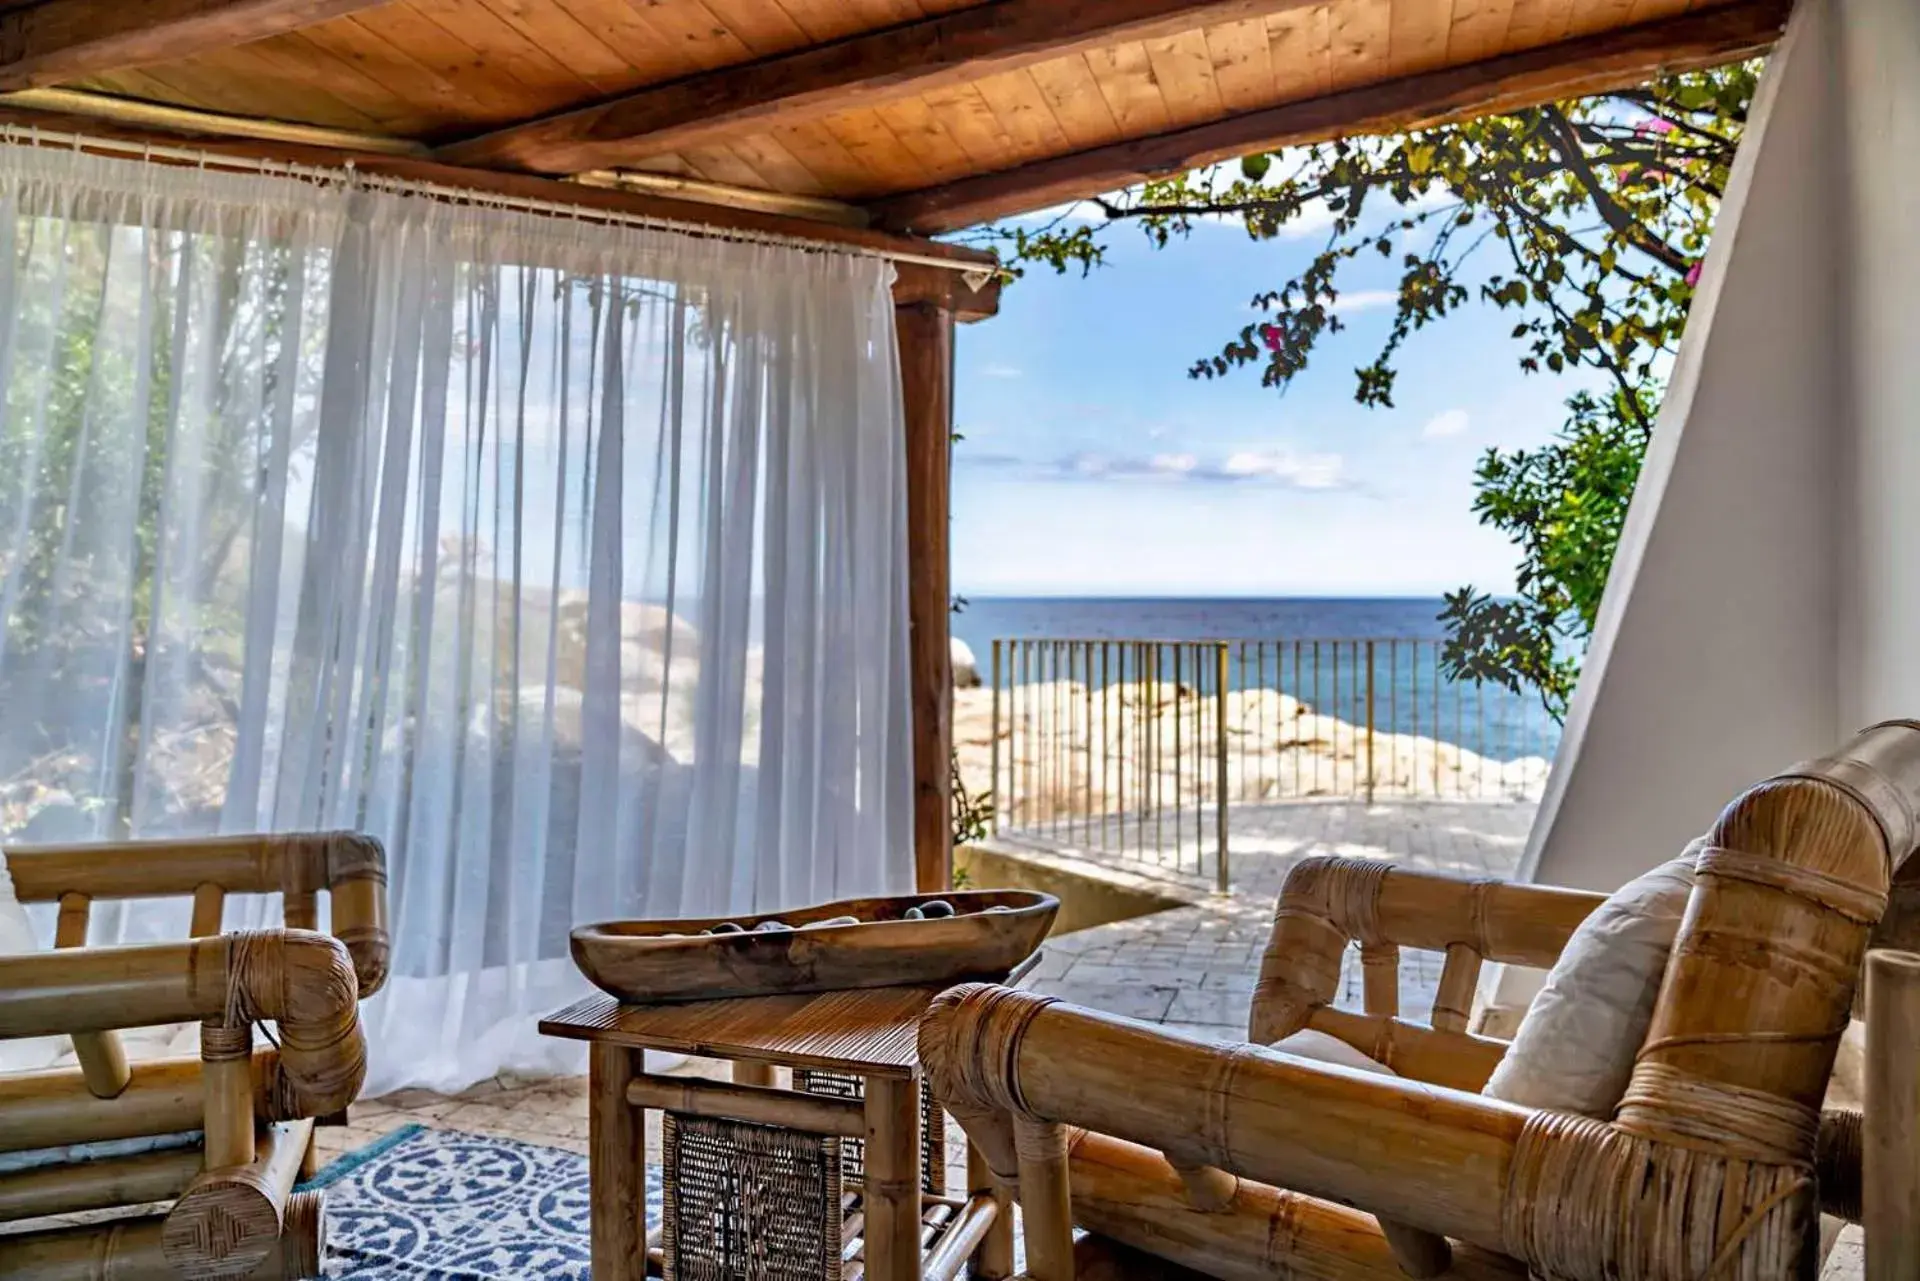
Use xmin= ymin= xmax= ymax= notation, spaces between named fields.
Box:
xmin=1685 ymin=261 xmax=1703 ymax=286
xmin=1260 ymin=324 xmax=1284 ymax=351
xmin=1636 ymin=117 xmax=1676 ymax=137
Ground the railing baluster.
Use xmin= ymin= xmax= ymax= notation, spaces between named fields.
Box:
xmin=980 ymin=630 xmax=1550 ymax=869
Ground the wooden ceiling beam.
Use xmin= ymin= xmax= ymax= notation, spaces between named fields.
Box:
xmin=434 ymin=0 xmax=1321 ymax=175
xmin=0 ymin=1 xmax=393 ymax=91
xmin=867 ymin=0 xmax=1792 ymax=235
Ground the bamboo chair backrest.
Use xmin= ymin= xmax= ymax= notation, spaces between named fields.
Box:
xmin=1247 ymin=851 xmax=1606 ymax=1091
xmin=3 ymin=831 xmax=389 ymax=997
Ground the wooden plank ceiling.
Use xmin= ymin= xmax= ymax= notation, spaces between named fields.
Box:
xmin=0 ymin=0 xmax=1789 ymax=234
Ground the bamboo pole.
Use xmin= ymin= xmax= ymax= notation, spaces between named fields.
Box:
xmin=190 ymin=883 xmax=225 ymax=937
xmin=1621 ymin=771 xmax=1891 ymax=1145
xmin=1302 ymin=1007 xmax=1507 ymax=1093
xmin=1430 ymin=943 xmax=1482 ymax=1034
xmin=922 ymin=1194 xmax=1001 ymax=1281
xmin=161 ymin=1119 xmax=315 ymax=1279
xmin=1065 ymin=1129 xmax=1528 ymax=1281
xmin=1866 ymin=948 xmax=1920 ymax=1279
xmin=967 ymin=1140 xmax=1014 ymax=1280
xmin=922 ymin=985 xmax=1526 ymax=1252
xmin=4 ymin=830 xmax=391 ymax=997
xmin=1167 ymin=1159 xmax=1236 ymax=1211
xmin=1016 ymin=1113 xmax=1075 ymax=1281
xmin=864 ymin=1074 xmax=924 ymax=1281
xmin=0 ymin=1145 xmax=204 ymax=1222
xmin=0 ymin=932 xmax=366 ymax=1118
xmin=200 ymin=1021 xmax=256 ymax=1170
xmin=52 ymin=894 xmax=130 ymax=1100
xmin=0 ymin=1188 xmax=324 ymax=1281
xmin=625 ymin=1073 xmax=865 ymax=1136
xmin=0 ymin=1050 xmax=299 ymax=1153
xmin=590 ymin=1044 xmax=646 ymax=1281
xmin=1359 ymin=944 xmax=1398 ymax=1019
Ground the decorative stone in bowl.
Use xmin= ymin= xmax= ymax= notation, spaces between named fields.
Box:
xmin=571 ymin=890 xmax=1060 ymax=1003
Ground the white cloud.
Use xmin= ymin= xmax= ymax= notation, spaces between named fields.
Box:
xmin=1331 ymin=289 xmax=1397 ymax=315
xmin=979 ymin=363 xmax=1022 ymax=379
xmin=1016 ymin=447 xmax=1346 ymax=490
xmin=1219 ymin=449 xmax=1345 ymax=489
xmin=1422 ymin=409 xmax=1470 ymax=439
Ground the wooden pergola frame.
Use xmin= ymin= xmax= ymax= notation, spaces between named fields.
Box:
xmin=0 ymin=0 xmax=1791 ymax=895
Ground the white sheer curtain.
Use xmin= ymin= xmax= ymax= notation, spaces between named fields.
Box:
xmin=0 ymin=144 xmax=913 ymax=1092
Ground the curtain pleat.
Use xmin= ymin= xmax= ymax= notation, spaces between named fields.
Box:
xmin=0 ymin=146 xmax=914 ymax=1093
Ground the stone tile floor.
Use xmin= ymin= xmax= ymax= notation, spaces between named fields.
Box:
xmin=1016 ymin=799 xmax=1538 ymax=1038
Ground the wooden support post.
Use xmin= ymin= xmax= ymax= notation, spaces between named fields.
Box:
xmin=589 ymin=1043 xmax=646 ymax=1281
xmin=864 ymin=1073 xmax=924 ymax=1281
xmin=1867 ymin=948 xmax=1920 ymax=1280
xmin=51 ymin=895 xmax=128 ymax=1100
xmin=967 ymin=1139 xmax=1014 ymax=1281
xmin=897 ymin=295 xmax=955 ymax=893
xmin=1014 ymin=1113 xmax=1074 ymax=1281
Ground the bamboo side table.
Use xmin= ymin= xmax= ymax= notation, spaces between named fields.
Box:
xmin=541 ymin=985 xmax=1015 ymax=1281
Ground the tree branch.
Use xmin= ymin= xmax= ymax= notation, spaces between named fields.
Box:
xmin=1537 ymin=106 xmax=1695 ymax=276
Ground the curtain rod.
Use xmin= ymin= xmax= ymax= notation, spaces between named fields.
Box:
xmin=0 ymin=122 xmax=998 ymax=286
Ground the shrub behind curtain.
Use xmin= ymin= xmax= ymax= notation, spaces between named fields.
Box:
xmin=0 ymin=147 xmax=913 ymax=1092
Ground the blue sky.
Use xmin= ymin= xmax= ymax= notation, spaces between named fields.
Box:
xmin=951 ymin=207 xmax=1596 ymax=599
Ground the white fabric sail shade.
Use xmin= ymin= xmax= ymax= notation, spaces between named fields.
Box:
xmin=0 ymin=145 xmax=914 ymax=1092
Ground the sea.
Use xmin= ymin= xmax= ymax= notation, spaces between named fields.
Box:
xmin=950 ymin=596 xmax=1563 ymax=764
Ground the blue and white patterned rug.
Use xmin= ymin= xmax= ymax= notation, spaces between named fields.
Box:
xmin=304 ymin=1125 xmax=661 ymax=1279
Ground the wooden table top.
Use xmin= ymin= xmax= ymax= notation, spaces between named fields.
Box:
xmin=540 ymin=984 xmax=951 ymax=1079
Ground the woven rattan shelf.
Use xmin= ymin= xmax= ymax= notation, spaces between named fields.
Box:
xmin=542 ymin=982 xmax=1015 ymax=1281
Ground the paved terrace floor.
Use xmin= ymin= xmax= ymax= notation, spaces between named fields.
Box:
xmin=1013 ymin=800 xmax=1538 ymax=1037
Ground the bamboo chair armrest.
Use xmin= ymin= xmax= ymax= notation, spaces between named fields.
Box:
xmin=923 ymin=985 xmax=1531 ymax=1251
xmin=4 ymin=831 xmax=389 ymax=997
xmin=0 ymin=931 xmax=367 ymax=1116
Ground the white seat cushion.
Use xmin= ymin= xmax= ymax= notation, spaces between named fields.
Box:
xmin=1482 ymin=840 xmax=1702 ymax=1117
xmin=1270 ymin=1028 xmax=1400 ymax=1077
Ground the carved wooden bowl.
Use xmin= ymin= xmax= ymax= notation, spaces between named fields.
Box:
xmin=571 ymin=890 xmax=1060 ymax=1004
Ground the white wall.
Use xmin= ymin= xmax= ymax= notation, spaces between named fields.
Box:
xmin=1517 ymin=0 xmax=1845 ymax=898
xmin=1837 ymin=0 xmax=1920 ymax=726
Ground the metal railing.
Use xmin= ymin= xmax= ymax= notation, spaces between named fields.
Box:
xmin=987 ymin=637 xmax=1556 ymax=887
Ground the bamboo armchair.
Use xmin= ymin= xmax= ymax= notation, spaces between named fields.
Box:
xmin=920 ymin=721 xmax=1920 ymax=1281
xmin=0 ymin=831 xmax=389 ymax=1281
